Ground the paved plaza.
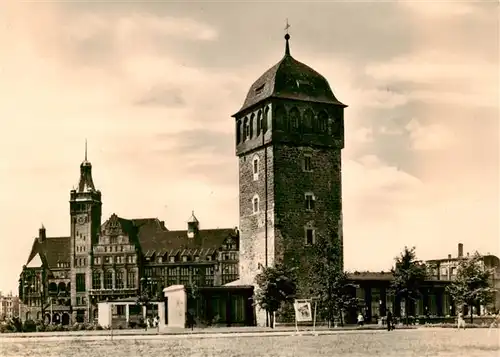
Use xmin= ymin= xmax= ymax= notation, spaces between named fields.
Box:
xmin=1 ymin=328 xmax=498 ymax=357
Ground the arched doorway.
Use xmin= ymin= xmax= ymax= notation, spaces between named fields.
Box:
xmin=25 ymin=311 xmax=31 ymax=321
xmin=37 ymin=311 xmax=41 ymax=320
xmin=62 ymin=313 xmax=70 ymax=325
xmin=44 ymin=313 xmax=51 ymax=324
xmin=52 ymin=313 xmax=61 ymax=325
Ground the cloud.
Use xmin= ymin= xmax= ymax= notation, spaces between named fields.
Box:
xmin=0 ymin=2 xmax=498 ymax=295
xmin=405 ymin=118 xmax=457 ymax=151
xmin=133 ymin=85 xmax=186 ymax=108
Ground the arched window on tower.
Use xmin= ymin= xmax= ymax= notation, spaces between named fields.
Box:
xmin=332 ymin=116 xmax=342 ymax=137
xmin=249 ymin=114 xmax=254 ymax=139
xmin=252 ymin=194 xmax=260 ymax=214
xmin=256 ymin=110 xmax=262 ymax=134
xmin=263 ymin=106 xmax=269 ymax=133
xmin=317 ymin=110 xmax=328 ymax=133
xmin=289 ymin=107 xmax=300 ymax=132
xmin=236 ymin=120 xmax=242 ymax=144
xmin=274 ymin=106 xmax=287 ymax=131
xmin=252 ymin=155 xmax=260 ymax=181
xmin=243 ymin=117 xmax=249 ymax=141
xmin=303 ymin=109 xmax=314 ymax=133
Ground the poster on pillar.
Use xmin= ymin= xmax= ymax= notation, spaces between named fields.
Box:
xmin=294 ymin=300 xmax=312 ymax=322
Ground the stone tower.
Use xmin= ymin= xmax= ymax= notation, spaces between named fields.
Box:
xmin=69 ymin=143 xmax=102 ymax=323
xmin=233 ymin=34 xmax=346 ymax=310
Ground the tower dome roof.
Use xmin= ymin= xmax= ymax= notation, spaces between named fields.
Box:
xmin=235 ymin=34 xmax=346 ymax=115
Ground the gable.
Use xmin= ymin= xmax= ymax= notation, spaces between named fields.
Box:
xmin=26 ymin=252 xmax=43 ymax=268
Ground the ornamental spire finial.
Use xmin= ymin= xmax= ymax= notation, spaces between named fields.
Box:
xmin=284 ymin=18 xmax=291 ymax=56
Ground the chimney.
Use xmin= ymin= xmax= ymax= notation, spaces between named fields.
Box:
xmin=458 ymin=243 xmax=464 ymax=258
xmin=448 ymin=254 xmax=452 ymax=259
xmin=38 ymin=224 xmax=46 ymax=243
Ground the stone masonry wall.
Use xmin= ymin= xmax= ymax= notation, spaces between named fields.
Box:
xmin=273 ymin=145 xmax=343 ymax=297
xmin=238 ymin=145 xmax=275 ymax=285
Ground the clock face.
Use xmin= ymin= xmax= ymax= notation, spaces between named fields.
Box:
xmin=76 ymin=215 xmax=87 ymax=225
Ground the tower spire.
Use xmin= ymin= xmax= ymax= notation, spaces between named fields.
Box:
xmin=284 ymin=18 xmax=291 ymax=56
xmin=85 ymin=139 xmax=87 ymax=161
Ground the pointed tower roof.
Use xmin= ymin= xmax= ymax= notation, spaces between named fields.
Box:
xmin=77 ymin=140 xmax=96 ymax=193
xmin=234 ymin=32 xmax=346 ymax=116
xmin=187 ymin=211 xmax=199 ymax=224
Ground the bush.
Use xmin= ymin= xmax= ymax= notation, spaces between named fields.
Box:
xmin=22 ymin=319 xmax=37 ymax=332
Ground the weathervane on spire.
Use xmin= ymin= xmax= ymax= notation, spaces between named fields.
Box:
xmin=284 ymin=18 xmax=291 ymax=56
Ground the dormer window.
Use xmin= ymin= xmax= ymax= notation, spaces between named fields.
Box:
xmin=158 ymin=257 xmax=163 ymax=263
xmin=182 ymin=256 xmax=188 ymax=262
xmin=206 ymin=255 xmax=212 ymax=261
xmin=255 ymin=84 xmax=265 ymax=94
xmin=169 ymin=256 xmax=175 ymax=263
xmin=194 ymin=256 xmax=200 ymax=262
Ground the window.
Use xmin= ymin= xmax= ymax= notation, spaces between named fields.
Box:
xmin=317 ymin=111 xmax=328 ymax=132
xmin=110 ymin=237 xmax=117 ymax=244
xmin=169 ymin=256 xmax=175 ymax=263
xmin=222 ymin=264 xmax=239 ymax=285
xmin=305 ymin=193 xmax=315 ymax=210
xmin=167 ymin=267 xmax=177 ymax=286
xmin=127 ymin=271 xmax=136 ymax=288
xmin=252 ymin=194 xmax=260 ymax=214
xmin=204 ymin=266 xmax=214 ymax=286
xmin=303 ymin=155 xmax=312 ymax=172
xmin=194 ymin=256 xmax=200 ymax=262
xmin=104 ymin=271 xmax=113 ymax=289
xmin=105 ymin=256 xmax=112 ymax=264
xmin=92 ymin=271 xmax=101 ymax=289
xmin=244 ymin=118 xmax=250 ymax=140
xmin=182 ymin=256 xmax=188 ymax=262
xmin=305 ymin=228 xmax=315 ymax=245
xmin=236 ymin=120 xmax=242 ymax=144
xmin=116 ymin=271 xmax=124 ymax=289
xmin=256 ymin=111 xmax=262 ymax=133
xmin=76 ymin=274 xmax=86 ymax=292
xmin=158 ymin=257 xmax=163 ymax=263
xmin=179 ymin=267 xmax=190 ymax=285
xmin=252 ymin=155 xmax=259 ymax=180
xmin=289 ymin=107 xmax=300 ymax=131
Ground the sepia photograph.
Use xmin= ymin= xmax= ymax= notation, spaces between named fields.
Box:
xmin=0 ymin=1 xmax=499 ymax=356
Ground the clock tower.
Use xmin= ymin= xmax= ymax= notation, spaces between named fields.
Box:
xmin=69 ymin=144 xmax=102 ymax=323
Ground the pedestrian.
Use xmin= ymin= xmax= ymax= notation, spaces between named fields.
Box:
xmin=386 ymin=310 xmax=394 ymax=331
xmin=357 ymin=312 xmax=364 ymax=327
xmin=457 ymin=311 xmax=466 ymax=330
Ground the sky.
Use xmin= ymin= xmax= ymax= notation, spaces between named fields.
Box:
xmin=0 ymin=1 xmax=498 ymax=295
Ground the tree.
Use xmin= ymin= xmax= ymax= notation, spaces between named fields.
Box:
xmin=254 ymin=264 xmax=297 ymax=328
xmin=390 ymin=246 xmax=428 ymax=325
xmin=309 ymin=233 xmax=358 ymax=327
xmin=446 ymin=252 xmax=495 ymax=323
